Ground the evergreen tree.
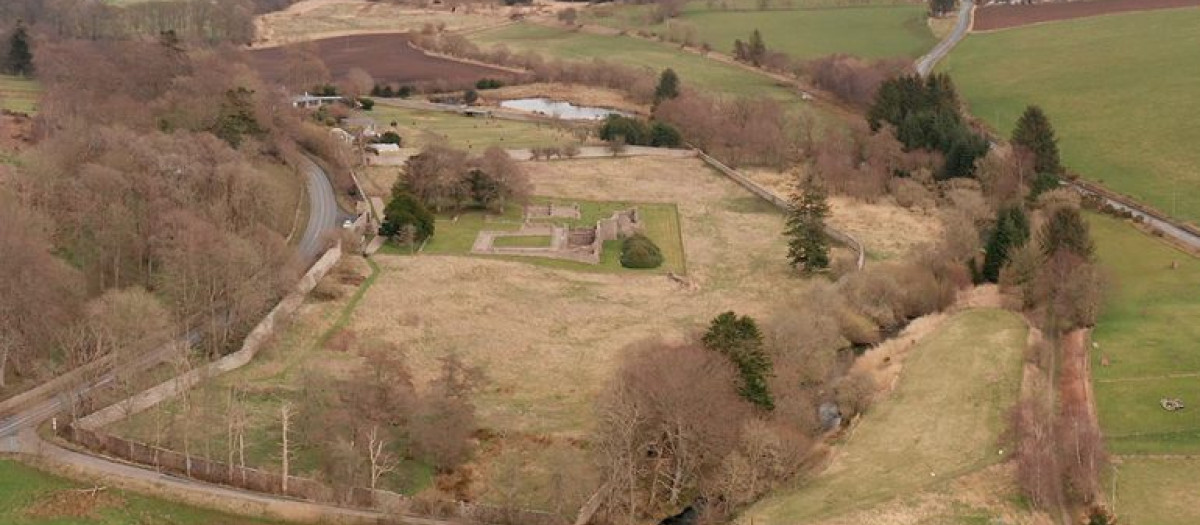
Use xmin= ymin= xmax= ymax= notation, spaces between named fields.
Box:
xmin=982 ymin=205 xmax=1030 ymax=283
xmin=648 ymin=121 xmax=681 ymax=147
xmin=380 ymin=184 xmax=435 ymax=243
xmin=785 ymin=176 xmax=831 ymax=273
xmin=748 ymin=29 xmax=766 ymax=66
xmin=653 ymin=68 xmax=680 ymax=106
xmin=702 ymin=312 xmax=773 ymax=411
xmin=7 ymin=21 xmax=33 ymax=77
xmin=1040 ymin=206 xmax=1093 ymax=259
xmin=1012 ymin=105 xmax=1063 ymax=175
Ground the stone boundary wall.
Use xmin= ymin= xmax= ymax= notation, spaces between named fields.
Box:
xmin=61 ymin=425 xmax=565 ymax=525
xmin=695 ymin=150 xmax=865 ymax=271
xmin=77 ymin=245 xmax=344 ymax=430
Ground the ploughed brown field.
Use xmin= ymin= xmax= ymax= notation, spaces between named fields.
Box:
xmin=248 ymin=33 xmax=514 ymax=86
xmin=973 ymin=0 xmax=1200 ymax=30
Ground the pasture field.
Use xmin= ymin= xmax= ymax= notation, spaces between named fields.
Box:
xmin=468 ymin=23 xmax=800 ymax=100
xmin=941 ymin=8 xmax=1200 ymax=224
xmin=1088 ymin=214 xmax=1200 ymax=454
xmin=580 ymin=0 xmax=921 ymax=30
xmin=249 ymin=34 xmax=514 ymax=87
xmin=1114 ymin=457 xmax=1200 ymax=525
xmin=972 ymin=0 xmax=1200 ymax=31
xmin=640 ymin=6 xmax=934 ymax=60
xmin=0 ymin=459 xmax=277 ymax=525
xmin=744 ymin=309 xmax=1027 ymax=523
xmin=367 ymin=104 xmax=584 ymax=150
xmin=0 ymin=75 xmax=39 ymax=114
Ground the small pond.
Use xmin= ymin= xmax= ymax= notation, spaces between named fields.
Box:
xmin=499 ymin=98 xmax=631 ymax=120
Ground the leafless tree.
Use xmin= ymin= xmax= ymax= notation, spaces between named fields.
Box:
xmin=280 ymin=400 xmax=296 ymax=494
xmin=594 ymin=341 xmax=752 ymax=521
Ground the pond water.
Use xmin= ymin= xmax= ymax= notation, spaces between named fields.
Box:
xmin=499 ymin=98 xmax=630 ymax=120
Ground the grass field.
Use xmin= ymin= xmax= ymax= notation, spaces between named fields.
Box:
xmin=491 ymin=234 xmax=552 ymax=248
xmin=469 ymin=23 xmax=801 ymax=100
xmin=0 ymin=459 xmax=276 ymax=525
xmin=745 ymin=309 xmax=1027 ymax=523
xmin=368 ymin=104 xmax=584 ymax=150
xmin=592 ymin=5 xmax=934 ymax=60
xmin=1114 ymin=457 xmax=1200 ymax=525
xmin=941 ymin=8 xmax=1200 ymax=224
xmin=0 ymin=75 xmax=39 ymax=114
xmin=1088 ymin=214 xmax=1200 ymax=454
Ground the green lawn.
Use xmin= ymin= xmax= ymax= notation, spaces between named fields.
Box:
xmin=0 ymin=75 xmax=39 ymax=114
xmin=940 ymin=8 xmax=1200 ymax=225
xmin=745 ymin=309 xmax=1027 ymax=523
xmin=469 ymin=23 xmax=800 ymax=100
xmin=0 ymin=459 xmax=276 ymax=525
xmin=491 ymin=235 xmax=553 ymax=248
xmin=1114 ymin=457 xmax=1200 ymax=525
xmin=1088 ymin=214 xmax=1200 ymax=454
xmin=401 ymin=197 xmax=687 ymax=274
xmin=368 ymin=104 xmax=582 ymax=150
xmin=624 ymin=5 xmax=934 ymax=60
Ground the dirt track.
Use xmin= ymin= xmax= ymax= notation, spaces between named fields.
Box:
xmin=247 ymin=33 xmax=515 ymax=86
xmin=973 ymin=0 xmax=1200 ymax=30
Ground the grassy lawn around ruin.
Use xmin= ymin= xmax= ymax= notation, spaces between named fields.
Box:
xmin=744 ymin=309 xmax=1027 ymax=523
xmin=381 ymin=196 xmax=687 ymax=274
xmin=490 ymin=235 xmax=553 ymax=248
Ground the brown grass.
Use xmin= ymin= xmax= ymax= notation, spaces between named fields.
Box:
xmin=24 ymin=489 xmax=125 ymax=520
xmin=738 ymin=168 xmax=946 ymax=260
xmin=355 ymin=157 xmax=812 ymax=437
xmin=253 ymin=0 xmax=508 ymax=47
xmin=811 ymin=463 xmax=1054 ymax=525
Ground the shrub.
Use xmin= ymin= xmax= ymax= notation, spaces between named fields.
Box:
xmin=619 ymin=234 xmax=663 ymax=269
xmin=599 ymin=115 xmax=649 ymax=146
xmin=463 ymin=89 xmax=479 ymax=105
xmin=376 ymin=131 xmax=402 ymax=145
xmin=475 ymin=78 xmax=504 ymax=90
xmin=357 ymin=97 xmax=375 ymax=111
xmin=649 ymin=121 xmax=682 ymax=147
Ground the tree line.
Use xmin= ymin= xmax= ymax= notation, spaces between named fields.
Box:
xmin=0 ymin=31 xmax=351 ymax=397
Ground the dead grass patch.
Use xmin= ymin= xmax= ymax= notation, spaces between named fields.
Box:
xmin=738 ymin=167 xmax=946 ymax=260
xmin=254 ymin=0 xmax=507 ymax=47
xmin=24 ymin=488 xmax=124 ymax=520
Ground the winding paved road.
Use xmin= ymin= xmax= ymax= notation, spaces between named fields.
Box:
xmin=916 ymin=0 xmax=975 ymax=77
xmin=296 ymin=155 xmax=342 ymax=261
